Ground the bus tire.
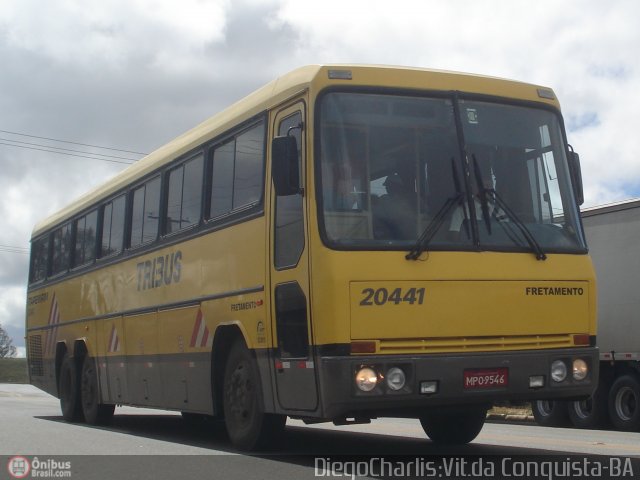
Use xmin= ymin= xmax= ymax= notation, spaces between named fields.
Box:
xmin=567 ymin=385 xmax=609 ymax=429
xmin=608 ymin=374 xmax=640 ymax=431
xmin=80 ymin=355 xmax=115 ymax=425
xmin=419 ymin=406 xmax=487 ymax=445
xmin=58 ymin=353 xmax=83 ymax=422
xmin=223 ymin=341 xmax=285 ymax=451
xmin=532 ymin=400 xmax=569 ymax=427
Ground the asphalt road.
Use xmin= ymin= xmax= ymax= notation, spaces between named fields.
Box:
xmin=2 ymin=384 xmax=639 ymax=479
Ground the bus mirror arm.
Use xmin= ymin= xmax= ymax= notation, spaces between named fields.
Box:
xmin=272 ymin=135 xmax=301 ymax=196
xmin=567 ymin=145 xmax=584 ymax=206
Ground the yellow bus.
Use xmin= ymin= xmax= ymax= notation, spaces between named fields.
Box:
xmin=26 ymin=65 xmax=598 ymax=450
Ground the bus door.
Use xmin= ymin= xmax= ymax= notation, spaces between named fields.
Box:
xmin=269 ymin=102 xmax=318 ymax=411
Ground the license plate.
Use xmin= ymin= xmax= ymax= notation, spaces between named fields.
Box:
xmin=463 ymin=368 xmax=508 ymax=389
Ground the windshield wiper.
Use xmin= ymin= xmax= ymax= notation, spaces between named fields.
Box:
xmin=471 ymin=156 xmax=547 ymax=261
xmin=406 ymin=158 xmax=465 ymax=261
xmin=472 ymin=155 xmax=492 ymax=235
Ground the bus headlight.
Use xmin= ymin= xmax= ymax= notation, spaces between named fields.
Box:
xmin=355 ymin=367 xmax=378 ymax=392
xmin=572 ymin=359 xmax=588 ymax=381
xmin=386 ymin=367 xmax=406 ymax=391
xmin=551 ymin=360 xmax=567 ymax=383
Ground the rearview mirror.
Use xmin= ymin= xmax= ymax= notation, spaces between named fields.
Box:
xmin=567 ymin=148 xmax=584 ymax=206
xmin=272 ymin=136 xmax=300 ymax=196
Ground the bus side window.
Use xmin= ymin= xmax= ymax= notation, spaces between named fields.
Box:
xmin=130 ymin=176 xmax=161 ymax=247
xmin=207 ymin=120 xmax=266 ymax=220
xmin=50 ymin=223 xmax=71 ymax=276
xmin=234 ymin=123 xmax=265 ymax=208
xmin=165 ymin=154 xmax=203 ymax=233
xmin=209 ymin=140 xmax=234 ymax=219
xmin=29 ymin=236 xmax=49 ymax=283
xmin=73 ymin=209 xmax=97 ymax=267
xmin=274 ymin=111 xmax=304 ymax=269
xmin=101 ymin=195 xmax=126 ymax=257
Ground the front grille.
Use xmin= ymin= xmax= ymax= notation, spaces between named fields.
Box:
xmin=378 ymin=334 xmax=574 ymax=354
xmin=28 ymin=335 xmax=44 ymax=377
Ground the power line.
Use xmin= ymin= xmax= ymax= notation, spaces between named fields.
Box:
xmin=0 ymin=130 xmax=148 ymax=256
xmin=0 ymin=141 xmax=136 ymax=165
xmin=0 ymin=129 xmax=148 ymax=156
xmin=0 ymin=244 xmax=29 ymax=250
xmin=0 ymin=138 xmax=141 ymax=162
xmin=0 ymin=244 xmax=29 ymax=255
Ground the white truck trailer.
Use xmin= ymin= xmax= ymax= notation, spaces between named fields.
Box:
xmin=532 ymin=199 xmax=640 ymax=430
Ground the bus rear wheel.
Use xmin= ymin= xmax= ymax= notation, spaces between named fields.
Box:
xmin=58 ymin=353 xmax=83 ymax=422
xmin=419 ymin=406 xmax=487 ymax=444
xmin=223 ymin=341 xmax=285 ymax=451
xmin=608 ymin=374 xmax=640 ymax=431
xmin=80 ymin=355 xmax=115 ymax=425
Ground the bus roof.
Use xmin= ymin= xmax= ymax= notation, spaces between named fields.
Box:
xmin=32 ymin=64 xmax=558 ymax=239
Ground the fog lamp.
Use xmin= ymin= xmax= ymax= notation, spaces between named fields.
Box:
xmin=386 ymin=367 xmax=406 ymax=391
xmin=355 ymin=367 xmax=378 ymax=392
xmin=551 ymin=360 xmax=567 ymax=383
xmin=572 ymin=359 xmax=588 ymax=381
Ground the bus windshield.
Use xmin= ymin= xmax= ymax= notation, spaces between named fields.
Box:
xmin=318 ymin=92 xmax=586 ymax=254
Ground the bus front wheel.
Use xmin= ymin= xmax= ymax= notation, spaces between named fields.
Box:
xmin=80 ymin=355 xmax=115 ymax=425
xmin=222 ymin=341 xmax=285 ymax=450
xmin=419 ymin=406 xmax=487 ymax=444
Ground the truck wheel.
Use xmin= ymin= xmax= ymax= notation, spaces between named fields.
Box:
xmin=532 ymin=400 xmax=569 ymax=427
xmin=223 ymin=340 xmax=285 ymax=450
xmin=568 ymin=384 xmax=609 ymax=429
xmin=608 ymin=374 xmax=640 ymax=431
xmin=80 ymin=355 xmax=115 ymax=425
xmin=58 ymin=353 xmax=83 ymax=422
xmin=419 ymin=406 xmax=487 ymax=444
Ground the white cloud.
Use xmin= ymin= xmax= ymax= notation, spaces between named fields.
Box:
xmin=271 ymin=0 xmax=640 ymax=205
xmin=0 ymin=286 xmax=27 ymax=331
xmin=0 ymin=286 xmax=27 ymax=354
xmin=0 ymin=0 xmax=230 ymax=69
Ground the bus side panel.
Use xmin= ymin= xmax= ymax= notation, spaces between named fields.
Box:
xmin=157 ymin=305 xmax=212 ymax=413
xmin=123 ymin=311 xmax=163 ymax=406
xmin=27 ymin=216 xmax=270 ymax=413
xmin=26 ymin=289 xmax=60 ymax=396
xmin=102 ymin=316 xmax=127 ymax=404
xmin=94 ymin=315 xmax=110 ymax=404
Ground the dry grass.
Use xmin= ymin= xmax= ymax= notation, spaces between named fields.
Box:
xmin=490 ymin=404 xmax=533 ymax=416
xmin=0 ymin=358 xmax=28 ymax=383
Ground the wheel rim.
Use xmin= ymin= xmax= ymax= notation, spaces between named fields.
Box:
xmin=538 ymin=400 xmax=553 ymax=416
xmin=615 ymin=386 xmax=637 ymax=421
xmin=81 ymin=362 xmax=97 ymax=411
xmin=227 ymin=360 xmax=254 ymax=427
xmin=573 ymin=398 xmax=593 ymax=420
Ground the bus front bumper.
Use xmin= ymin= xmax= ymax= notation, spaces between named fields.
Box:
xmin=316 ymin=347 xmax=598 ymax=420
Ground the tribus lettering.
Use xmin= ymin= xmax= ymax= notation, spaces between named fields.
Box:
xmin=137 ymin=251 xmax=182 ymax=291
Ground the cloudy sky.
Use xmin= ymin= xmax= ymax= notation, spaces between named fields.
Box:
xmin=1 ymin=0 xmax=638 ymax=355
